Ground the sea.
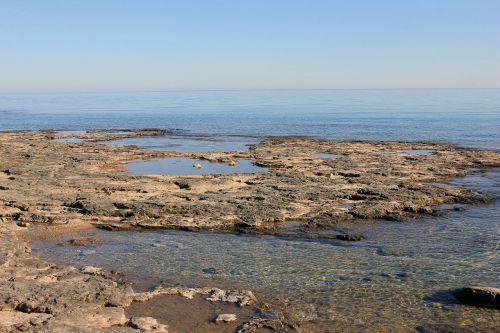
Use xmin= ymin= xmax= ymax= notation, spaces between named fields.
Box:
xmin=2 ymin=89 xmax=499 ymax=330
xmin=1 ymin=89 xmax=499 ymax=150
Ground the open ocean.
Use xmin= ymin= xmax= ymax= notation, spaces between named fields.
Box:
xmin=1 ymin=89 xmax=499 ymax=150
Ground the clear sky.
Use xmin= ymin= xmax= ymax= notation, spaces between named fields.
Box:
xmin=1 ymin=0 xmax=499 ymax=92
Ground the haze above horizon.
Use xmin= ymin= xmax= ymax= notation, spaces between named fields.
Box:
xmin=1 ymin=0 xmax=499 ymax=92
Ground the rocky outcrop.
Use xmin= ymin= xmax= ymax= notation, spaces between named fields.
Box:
xmin=1 ymin=131 xmax=499 ymax=236
xmin=1 ymin=130 xmax=500 ymax=332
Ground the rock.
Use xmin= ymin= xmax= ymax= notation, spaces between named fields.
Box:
xmin=81 ymin=265 xmax=107 ymax=277
xmin=0 ymin=311 xmax=52 ymax=330
xmin=178 ymin=289 xmax=197 ymax=299
xmin=202 ymin=267 xmax=219 ymax=275
xmin=416 ymin=323 xmax=475 ymax=333
xmin=206 ymin=288 xmax=257 ymax=306
xmin=193 ymin=163 xmax=202 ymax=169
xmin=174 ymin=180 xmax=191 ymax=190
xmin=337 ymin=233 xmax=364 ymax=241
xmin=215 ymin=313 xmax=237 ymax=323
xmin=236 ymin=310 xmax=288 ymax=333
xmin=62 ymin=237 xmax=98 ymax=246
xmin=54 ymin=306 xmax=128 ymax=328
xmin=2 ymin=131 xmax=499 ymax=234
xmin=452 ymin=286 xmax=500 ymax=309
xmin=15 ymin=220 xmax=30 ymax=227
xmin=1 ymin=130 xmax=500 ymax=332
xmin=229 ymin=160 xmax=238 ymax=166
xmin=129 ymin=316 xmax=169 ymax=332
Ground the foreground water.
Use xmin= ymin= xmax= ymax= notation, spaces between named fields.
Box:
xmin=30 ymin=169 xmax=500 ymax=329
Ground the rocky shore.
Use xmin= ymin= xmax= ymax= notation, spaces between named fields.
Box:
xmin=1 ymin=130 xmax=499 ymax=233
xmin=1 ymin=129 xmax=499 ymax=332
xmin=1 ymin=217 xmax=292 ymax=332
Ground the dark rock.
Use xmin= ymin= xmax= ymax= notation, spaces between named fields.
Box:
xmin=175 ymin=180 xmax=191 ymax=190
xmin=337 ymin=234 xmax=364 ymax=241
xmin=202 ymin=267 xmax=219 ymax=275
xmin=61 ymin=237 xmax=99 ymax=246
xmin=339 ymin=172 xmax=361 ymax=177
xmin=416 ymin=324 xmax=475 ymax=333
xmin=452 ymin=286 xmax=500 ymax=309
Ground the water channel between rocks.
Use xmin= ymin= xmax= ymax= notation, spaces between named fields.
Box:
xmin=100 ymin=135 xmax=261 ymax=152
xmin=29 ymin=169 xmax=500 ymax=330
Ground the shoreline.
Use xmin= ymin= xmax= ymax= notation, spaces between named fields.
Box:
xmin=1 ymin=129 xmax=500 ymax=332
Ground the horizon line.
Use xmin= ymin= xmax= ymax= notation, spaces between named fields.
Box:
xmin=1 ymin=87 xmax=500 ymax=95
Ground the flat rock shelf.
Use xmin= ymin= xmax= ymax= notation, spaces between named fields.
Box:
xmin=1 ymin=129 xmax=500 ymax=332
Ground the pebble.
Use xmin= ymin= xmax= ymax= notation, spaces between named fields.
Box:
xmin=215 ymin=313 xmax=237 ymax=323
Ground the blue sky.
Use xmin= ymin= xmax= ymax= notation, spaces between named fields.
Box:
xmin=1 ymin=0 xmax=499 ymax=92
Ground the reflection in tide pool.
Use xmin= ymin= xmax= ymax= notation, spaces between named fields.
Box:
xmin=123 ymin=157 xmax=266 ymax=176
xmin=57 ymin=137 xmax=85 ymax=143
xmin=30 ymin=170 xmax=500 ymax=329
xmin=396 ymin=149 xmax=435 ymax=156
xmin=316 ymin=153 xmax=342 ymax=159
xmin=56 ymin=130 xmax=88 ymax=135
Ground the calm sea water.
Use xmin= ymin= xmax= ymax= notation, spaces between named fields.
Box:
xmin=1 ymin=89 xmax=499 ymax=149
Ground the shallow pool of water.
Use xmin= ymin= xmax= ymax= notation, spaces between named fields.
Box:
xmin=316 ymin=153 xmax=342 ymax=159
xmin=396 ymin=149 xmax=435 ymax=156
xmin=101 ymin=135 xmax=260 ymax=152
xmin=123 ymin=157 xmax=266 ymax=176
xmin=57 ymin=137 xmax=85 ymax=143
xmin=56 ymin=130 xmax=88 ymax=135
xmin=29 ymin=169 xmax=500 ymax=330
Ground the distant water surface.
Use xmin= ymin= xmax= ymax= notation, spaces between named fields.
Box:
xmin=1 ymin=89 xmax=499 ymax=149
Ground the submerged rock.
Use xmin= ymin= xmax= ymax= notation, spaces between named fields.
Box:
xmin=336 ymin=233 xmax=364 ymax=241
xmin=62 ymin=236 xmax=98 ymax=246
xmin=202 ymin=267 xmax=219 ymax=275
